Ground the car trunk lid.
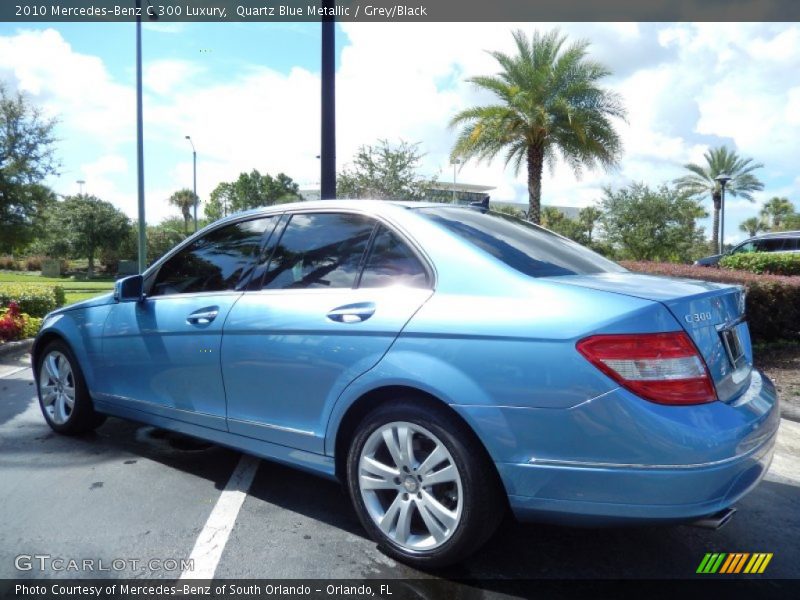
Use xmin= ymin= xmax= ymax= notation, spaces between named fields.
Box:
xmin=552 ymin=272 xmax=751 ymax=402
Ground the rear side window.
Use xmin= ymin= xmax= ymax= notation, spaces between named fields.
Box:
xmin=758 ymin=238 xmax=791 ymax=252
xmin=417 ymin=207 xmax=625 ymax=278
xmin=784 ymin=238 xmax=800 ymax=251
xmin=150 ymin=217 xmax=274 ymax=296
xmin=359 ymin=226 xmax=429 ymax=288
xmin=262 ymin=213 xmax=374 ymax=289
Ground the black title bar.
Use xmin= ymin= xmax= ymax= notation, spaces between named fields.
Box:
xmin=4 ymin=0 xmax=800 ymax=22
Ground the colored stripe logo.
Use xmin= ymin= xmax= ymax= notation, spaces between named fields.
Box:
xmin=697 ymin=553 xmax=773 ymax=574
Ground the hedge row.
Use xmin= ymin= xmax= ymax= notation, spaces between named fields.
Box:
xmin=720 ymin=251 xmax=800 ymax=276
xmin=0 ymin=255 xmax=69 ymax=272
xmin=0 ymin=284 xmax=66 ymax=317
xmin=621 ymin=261 xmax=800 ymax=344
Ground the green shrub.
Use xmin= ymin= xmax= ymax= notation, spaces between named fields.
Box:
xmin=52 ymin=285 xmax=66 ymax=307
xmin=0 ymin=284 xmax=63 ymax=317
xmin=720 ymin=252 xmax=800 ymax=276
xmin=21 ymin=314 xmax=43 ymax=338
xmin=621 ymin=261 xmax=800 ymax=344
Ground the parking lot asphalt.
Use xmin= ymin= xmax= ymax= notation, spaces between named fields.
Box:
xmin=2 ymin=352 xmax=799 ymax=588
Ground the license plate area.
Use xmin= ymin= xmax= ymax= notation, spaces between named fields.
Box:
xmin=720 ymin=326 xmax=746 ymax=368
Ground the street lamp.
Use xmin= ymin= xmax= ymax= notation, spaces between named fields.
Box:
xmin=185 ymin=135 xmax=197 ymax=232
xmin=450 ymin=159 xmax=461 ymax=204
xmin=715 ymin=173 xmax=732 ymax=254
xmin=76 ymin=180 xmax=85 ymax=195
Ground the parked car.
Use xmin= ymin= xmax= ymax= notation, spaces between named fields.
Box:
xmin=695 ymin=230 xmax=800 ymax=266
xmin=33 ymin=201 xmax=779 ymax=567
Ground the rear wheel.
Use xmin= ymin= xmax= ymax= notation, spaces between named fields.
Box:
xmin=37 ymin=340 xmax=105 ymax=435
xmin=346 ymin=399 xmax=504 ymax=567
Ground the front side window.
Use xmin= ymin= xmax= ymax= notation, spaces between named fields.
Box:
xmin=359 ymin=226 xmax=429 ymax=288
xmin=262 ymin=213 xmax=374 ymax=289
xmin=150 ymin=217 xmax=273 ymax=296
xmin=732 ymin=241 xmax=757 ymax=255
xmin=417 ymin=207 xmax=625 ymax=278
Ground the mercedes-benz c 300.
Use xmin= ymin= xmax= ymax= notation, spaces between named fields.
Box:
xmin=34 ymin=201 xmax=779 ymax=566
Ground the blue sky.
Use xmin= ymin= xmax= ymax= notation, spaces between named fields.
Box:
xmin=0 ymin=22 xmax=798 ymax=244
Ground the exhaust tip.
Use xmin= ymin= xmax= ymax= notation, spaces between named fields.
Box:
xmin=691 ymin=507 xmax=737 ymax=530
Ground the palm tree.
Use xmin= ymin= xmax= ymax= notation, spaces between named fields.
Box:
xmin=168 ymin=188 xmax=198 ymax=234
xmin=674 ymin=146 xmax=763 ymax=253
xmin=760 ymin=196 xmax=795 ymax=230
xmin=449 ymin=29 xmax=626 ymax=224
xmin=739 ymin=217 xmax=768 ymax=238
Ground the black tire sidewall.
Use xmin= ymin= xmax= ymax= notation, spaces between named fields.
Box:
xmin=346 ymin=399 xmax=501 ymax=568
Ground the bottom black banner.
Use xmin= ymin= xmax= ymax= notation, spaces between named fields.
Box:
xmin=1 ymin=579 xmax=798 ymax=600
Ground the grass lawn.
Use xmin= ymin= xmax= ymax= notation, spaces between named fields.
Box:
xmin=0 ymin=271 xmax=114 ymax=306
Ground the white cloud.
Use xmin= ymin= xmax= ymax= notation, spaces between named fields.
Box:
xmin=1 ymin=22 xmax=798 ymax=242
xmin=144 ymin=59 xmax=203 ymax=95
xmin=0 ymin=28 xmax=133 ymax=149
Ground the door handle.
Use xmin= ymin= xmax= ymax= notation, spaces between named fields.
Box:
xmin=327 ymin=302 xmax=376 ymax=324
xmin=186 ymin=308 xmax=219 ymax=325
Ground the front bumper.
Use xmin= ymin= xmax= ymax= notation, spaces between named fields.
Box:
xmin=453 ymin=369 xmax=780 ymax=525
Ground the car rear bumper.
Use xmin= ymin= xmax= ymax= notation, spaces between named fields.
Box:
xmin=453 ymin=369 xmax=780 ymax=525
xmin=501 ymin=431 xmax=775 ymax=524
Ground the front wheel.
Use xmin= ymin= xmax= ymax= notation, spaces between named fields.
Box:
xmin=36 ymin=340 xmax=105 ymax=435
xmin=346 ymin=399 xmax=504 ymax=568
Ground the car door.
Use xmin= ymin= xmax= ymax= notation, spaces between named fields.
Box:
xmin=96 ymin=216 xmax=277 ymax=430
xmin=221 ymin=211 xmax=433 ymax=453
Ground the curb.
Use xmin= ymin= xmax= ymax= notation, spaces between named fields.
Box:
xmin=0 ymin=338 xmax=33 ymax=359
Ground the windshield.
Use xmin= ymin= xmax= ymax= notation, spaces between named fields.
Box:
xmin=416 ymin=207 xmax=626 ymax=278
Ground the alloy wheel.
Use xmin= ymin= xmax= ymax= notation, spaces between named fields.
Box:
xmin=39 ymin=351 xmax=75 ymax=425
xmin=358 ymin=421 xmax=463 ymax=551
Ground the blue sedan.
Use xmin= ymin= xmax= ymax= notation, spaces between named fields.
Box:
xmin=33 ymin=201 xmax=779 ymax=567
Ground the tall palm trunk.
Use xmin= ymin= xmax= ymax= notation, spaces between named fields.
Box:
xmin=711 ymin=190 xmax=722 ymax=254
xmin=527 ymin=144 xmax=544 ymax=224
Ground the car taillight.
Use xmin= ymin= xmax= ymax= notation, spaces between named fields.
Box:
xmin=576 ymin=332 xmax=717 ymax=405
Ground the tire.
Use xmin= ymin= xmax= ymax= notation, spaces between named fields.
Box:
xmin=36 ymin=340 xmax=106 ymax=435
xmin=346 ymin=398 xmax=505 ymax=568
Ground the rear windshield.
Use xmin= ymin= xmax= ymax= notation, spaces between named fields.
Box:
xmin=417 ymin=207 xmax=626 ymax=278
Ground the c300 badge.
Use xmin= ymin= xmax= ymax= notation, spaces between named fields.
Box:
xmin=685 ymin=312 xmax=712 ymax=324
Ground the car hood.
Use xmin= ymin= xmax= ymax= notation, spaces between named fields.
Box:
xmin=48 ymin=292 xmax=115 ymax=316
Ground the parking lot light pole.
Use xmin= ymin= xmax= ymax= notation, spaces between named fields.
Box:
xmin=451 ymin=159 xmax=460 ymax=204
xmin=135 ymin=0 xmax=157 ymax=273
xmin=716 ymin=173 xmax=732 ymax=254
xmin=185 ymin=135 xmax=197 ymax=232
xmin=320 ymin=8 xmax=336 ymax=200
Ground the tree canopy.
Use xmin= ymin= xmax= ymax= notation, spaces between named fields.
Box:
xmin=450 ymin=29 xmax=625 ymax=224
xmin=205 ymin=170 xmax=301 ymax=222
xmin=0 ymin=84 xmax=59 ymax=252
xmin=600 ymin=183 xmax=708 ymax=262
xmin=47 ymin=194 xmax=131 ymax=277
xmin=168 ymin=188 xmax=198 ymax=233
xmin=337 ymin=139 xmax=431 ymax=201
xmin=674 ymin=146 xmax=763 ymax=252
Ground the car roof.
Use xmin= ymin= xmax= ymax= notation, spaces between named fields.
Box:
xmin=211 ymin=199 xmax=470 ymax=226
xmin=745 ymin=230 xmax=800 ymax=241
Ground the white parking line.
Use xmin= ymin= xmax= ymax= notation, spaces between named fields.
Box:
xmin=0 ymin=365 xmax=31 ymax=379
xmin=180 ymin=454 xmax=260 ymax=579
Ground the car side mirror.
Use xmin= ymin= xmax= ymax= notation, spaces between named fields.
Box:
xmin=114 ymin=274 xmax=144 ymax=302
